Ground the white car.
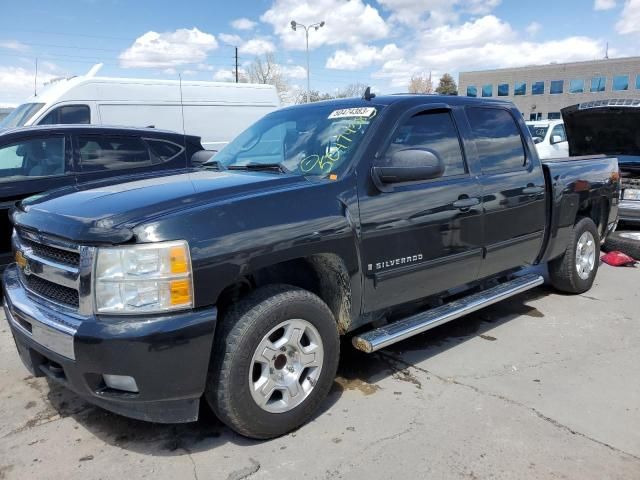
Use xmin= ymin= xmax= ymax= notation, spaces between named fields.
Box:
xmin=0 ymin=64 xmax=280 ymax=150
xmin=526 ymin=119 xmax=568 ymax=159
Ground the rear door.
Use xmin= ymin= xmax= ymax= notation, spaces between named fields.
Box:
xmin=358 ymin=105 xmax=484 ymax=312
xmin=465 ymin=106 xmax=546 ymax=278
xmin=74 ymin=133 xmax=187 ymax=184
xmin=0 ymin=133 xmax=74 ymax=268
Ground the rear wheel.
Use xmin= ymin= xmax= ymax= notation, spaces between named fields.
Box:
xmin=549 ymin=217 xmax=600 ymax=294
xmin=206 ymin=285 xmax=339 ymax=439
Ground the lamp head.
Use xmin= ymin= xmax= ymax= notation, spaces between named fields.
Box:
xmin=290 ymin=20 xmax=297 ymax=31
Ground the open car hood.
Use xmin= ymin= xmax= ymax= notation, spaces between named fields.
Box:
xmin=562 ymin=100 xmax=640 ymax=167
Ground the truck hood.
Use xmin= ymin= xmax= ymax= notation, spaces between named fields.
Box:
xmin=562 ymin=101 xmax=640 ymax=163
xmin=12 ymin=169 xmax=306 ymax=244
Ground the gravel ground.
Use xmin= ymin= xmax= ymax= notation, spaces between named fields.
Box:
xmin=0 ymin=262 xmax=638 ymax=479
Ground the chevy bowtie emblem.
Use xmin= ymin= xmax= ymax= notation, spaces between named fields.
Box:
xmin=15 ymin=251 xmax=31 ymax=275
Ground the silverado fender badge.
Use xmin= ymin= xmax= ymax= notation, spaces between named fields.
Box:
xmin=368 ymin=253 xmax=424 ymax=272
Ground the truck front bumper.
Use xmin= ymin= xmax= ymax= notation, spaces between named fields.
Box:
xmin=619 ymin=199 xmax=640 ymax=225
xmin=3 ymin=265 xmax=217 ymax=423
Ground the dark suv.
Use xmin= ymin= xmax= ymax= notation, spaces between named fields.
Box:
xmin=0 ymin=125 xmax=205 ymax=270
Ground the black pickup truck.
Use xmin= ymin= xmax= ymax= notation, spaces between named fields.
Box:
xmin=3 ymin=95 xmax=619 ymax=439
xmin=0 ymin=125 xmax=206 ymax=271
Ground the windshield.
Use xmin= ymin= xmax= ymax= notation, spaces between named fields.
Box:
xmin=0 ymin=103 xmax=45 ymax=129
xmin=213 ymin=104 xmax=382 ymax=177
xmin=527 ymin=125 xmax=549 ymax=140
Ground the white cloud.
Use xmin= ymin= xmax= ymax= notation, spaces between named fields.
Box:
xmin=219 ymin=33 xmax=242 ymax=45
xmin=239 ymin=38 xmax=276 ymax=55
xmin=0 ymin=65 xmax=60 ymax=104
xmin=526 ymin=21 xmax=542 ymax=36
xmin=326 ymin=43 xmax=402 ymax=70
xmin=261 ymin=0 xmax=389 ymax=50
xmin=231 ymin=18 xmax=257 ymax=30
xmin=377 ymin=0 xmax=501 ymax=26
xmin=616 ymin=0 xmax=640 ymax=34
xmin=0 ymin=40 xmax=29 ymax=52
xmin=594 ymin=0 xmax=617 ymax=10
xmin=212 ymin=68 xmax=236 ymax=81
xmin=119 ymin=28 xmax=218 ymax=68
xmin=372 ymin=16 xmax=605 ymax=88
xmin=280 ymin=64 xmax=307 ymax=79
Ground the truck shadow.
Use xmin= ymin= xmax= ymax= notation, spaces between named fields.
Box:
xmin=42 ymin=284 xmax=551 ymax=455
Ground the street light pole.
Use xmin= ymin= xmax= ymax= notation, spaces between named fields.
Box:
xmin=291 ymin=20 xmax=325 ymax=103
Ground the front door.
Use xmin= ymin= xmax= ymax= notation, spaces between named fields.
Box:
xmin=0 ymin=133 xmax=74 ymax=268
xmin=358 ymin=106 xmax=483 ymax=313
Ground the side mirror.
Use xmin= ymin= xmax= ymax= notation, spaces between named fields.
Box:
xmin=550 ymin=135 xmax=563 ymax=145
xmin=533 ymin=136 xmax=543 ymax=144
xmin=191 ymin=150 xmax=217 ymax=166
xmin=373 ymin=149 xmax=444 ymax=184
xmin=15 ymin=145 xmax=26 ymax=156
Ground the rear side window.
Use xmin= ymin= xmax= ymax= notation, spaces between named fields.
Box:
xmin=40 ymin=105 xmax=90 ymax=125
xmin=145 ymin=139 xmax=184 ymax=161
xmin=78 ymin=135 xmax=152 ymax=172
xmin=467 ymin=107 xmax=526 ymax=173
xmin=381 ymin=111 xmax=467 ymax=177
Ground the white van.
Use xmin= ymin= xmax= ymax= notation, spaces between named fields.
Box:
xmin=0 ymin=66 xmax=280 ymax=150
xmin=526 ymin=119 xmax=569 ymax=159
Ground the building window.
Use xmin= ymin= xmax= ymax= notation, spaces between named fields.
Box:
xmin=636 ymin=75 xmax=640 ymax=90
xmin=612 ymin=74 xmax=629 ymax=91
xmin=514 ymin=81 xmax=526 ymax=96
xmin=532 ymin=81 xmax=545 ymax=95
xmin=550 ymin=80 xmax=564 ymax=94
xmin=547 ymin=112 xmax=561 ymax=120
xmin=498 ymin=83 xmax=509 ymax=96
xmin=467 ymin=86 xmax=477 ymax=97
xmin=482 ymin=84 xmax=493 ymax=97
xmin=569 ymin=79 xmax=585 ymax=93
xmin=590 ymin=76 xmax=606 ymax=92
xmin=529 ymin=112 xmax=542 ymax=121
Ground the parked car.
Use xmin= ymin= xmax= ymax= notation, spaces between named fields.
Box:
xmin=562 ymin=99 xmax=640 ymax=258
xmin=4 ymin=95 xmax=619 ymax=439
xmin=0 ymin=124 xmax=206 ymax=271
xmin=526 ymin=119 xmax=569 ymax=159
xmin=0 ymin=65 xmax=280 ymax=150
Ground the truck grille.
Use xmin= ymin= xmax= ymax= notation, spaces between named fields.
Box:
xmin=20 ymin=237 xmax=80 ymax=267
xmin=15 ymin=229 xmax=84 ymax=311
xmin=23 ymin=275 xmax=80 ymax=308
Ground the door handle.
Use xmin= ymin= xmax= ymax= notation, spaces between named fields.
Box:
xmin=522 ymin=186 xmax=544 ymax=195
xmin=452 ymin=197 xmax=480 ymax=209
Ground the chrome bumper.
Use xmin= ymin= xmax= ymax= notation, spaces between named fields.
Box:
xmin=3 ymin=265 xmax=79 ymax=360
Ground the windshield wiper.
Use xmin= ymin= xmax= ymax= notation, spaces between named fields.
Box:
xmin=201 ymin=160 xmax=226 ymax=171
xmin=227 ymin=163 xmax=288 ymax=174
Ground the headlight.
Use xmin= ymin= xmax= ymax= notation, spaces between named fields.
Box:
xmin=94 ymin=240 xmax=193 ymax=314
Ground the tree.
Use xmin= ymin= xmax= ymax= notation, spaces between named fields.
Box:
xmin=408 ymin=73 xmax=433 ymax=94
xmin=247 ymin=53 xmax=289 ymax=101
xmin=334 ymin=82 xmax=368 ymax=98
xmin=435 ymin=73 xmax=458 ymax=95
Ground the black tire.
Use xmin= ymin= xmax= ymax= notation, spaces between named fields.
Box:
xmin=549 ymin=217 xmax=600 ymax=294
xmin=206 ymin=284 xmax=339 ymax=439
xmin=603 ymin=230 xmax=640 ymax=259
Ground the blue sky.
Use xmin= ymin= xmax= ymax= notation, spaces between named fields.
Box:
xmin=1 ymin=0 xmax=639 ymax=105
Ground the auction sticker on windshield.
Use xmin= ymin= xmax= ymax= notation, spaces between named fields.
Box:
xmin=328 ymin=107 xmax=376 ymax=119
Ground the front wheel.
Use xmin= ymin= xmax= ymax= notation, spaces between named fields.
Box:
xmin=549 ymin=216 xmax=600 ymax=294
xmin=206 ymin=285 xmax=339 ymax=439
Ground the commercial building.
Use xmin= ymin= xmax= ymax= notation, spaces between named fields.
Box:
xmin=459 ymin=57 xmax=640 ymax=120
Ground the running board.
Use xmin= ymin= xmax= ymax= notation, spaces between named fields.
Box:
xmin=352 ymin=274 xmax=544 ymax=353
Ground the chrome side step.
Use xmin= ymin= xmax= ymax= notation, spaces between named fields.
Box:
xmin=352 ymin=273 xmax=544 ymax=353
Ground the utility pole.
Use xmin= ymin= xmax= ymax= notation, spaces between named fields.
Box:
xmin=235 ymin=47 xmax=239 ymax=83
xmin=290 ymin=20 xmax=325 ymax=103
xmin=34 ymin=58 xmax=38 ymax=97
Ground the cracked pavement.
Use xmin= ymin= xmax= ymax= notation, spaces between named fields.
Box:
xmin=0 ymin=263 xmax=638 ymax=479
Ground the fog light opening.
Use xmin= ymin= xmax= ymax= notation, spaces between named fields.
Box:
xmin=103 ymin=374 xmax=139 ymax=393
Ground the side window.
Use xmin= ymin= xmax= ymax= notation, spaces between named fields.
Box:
xmin=0 ymin=136 xmax=66 ymax=182
xmin=380 ymin=111 xmax=467 ymax=177
xmin=144 ymin=139 xmax=184 ymax=161
xmin=551 ymin=124 xmax=567 ymax=142
xmin=467 ymin=107 xmax=526 ymax=173
xmin=78 ymin=135 xmax=152 ymax=172
xmin=40 ymin=105 xmax=90 ymax=125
